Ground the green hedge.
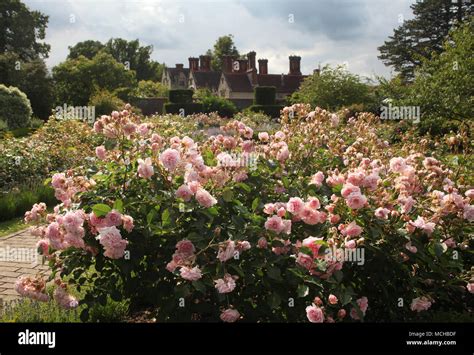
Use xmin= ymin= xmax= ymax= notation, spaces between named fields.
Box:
xmin=164 ymin=103 xmax=204 ymax=115
xmin=249 ymin=104 xmax=283 ymax=118
xmin=254 ymin=86 xmax=276 ymax=105
xmin=200 ymin=95 xmax=238 ymax=118
xmin=0 ymin=85 xmax=32 ymax=129
xmin=0 ymin=185 xmax=56 ymax=222
xmin=169 ymin=89 xmax=193 ymax=104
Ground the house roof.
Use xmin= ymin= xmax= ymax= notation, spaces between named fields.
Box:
xmin=223 ymin=73 xmax=253 ymax=92
xmin=165 ymin=67 xmax=190 ymax=81
xmin=192 ymin=71 xmax=221 ymax=90
xmin=257 ymin=74 xmax=306 ymax=93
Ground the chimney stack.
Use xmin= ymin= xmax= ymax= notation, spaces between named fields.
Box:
xmin=258 ymin=59 xmax=268 ymax=75
xmin=199 ymin=55 xmax=211 ymax=71
xmin=288 ymin=55 xmax=301 ymax=75
xmin=237 ymin=59 xmax=248 ymax=73
xmin=222 ymin=55 xmax=233 ymax=73
xmin=175 ymin=63 xmax=184 ymax=70
xmin=247 ymin=51 xmax=256 ymax=71
xmin=188 ymin=57 xmax=199 ymax=72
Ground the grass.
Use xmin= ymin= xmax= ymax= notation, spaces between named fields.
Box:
xmin=0 ymin=217 xmax=27 ymax=237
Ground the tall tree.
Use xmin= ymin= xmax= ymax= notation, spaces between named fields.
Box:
xmin=207 ymin=35 xmax=239 ymax=71
xmin=68 ymin=40 xmax=105 ymax=60
xmin=0 ymin=0 xmax=50 ymax=60
xmin=378 ymin=0 xmax=473 ymax=80
xmin=67 ymin=38 xmax=164 ymax=81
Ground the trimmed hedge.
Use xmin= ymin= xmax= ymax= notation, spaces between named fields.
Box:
xmin=164 ymin=103 xmax=204 ymax=115
xmin=249 ymin=104 xmax=283 ymax=118
xmin=0 ymin=185 xmax=55 ymax=222
xmin=200 ymin=95 xmax=237 ymax=118
xmin=254 ymin=86 xmax=276 ymax=105
xmin=169 ymin=89 xmax=193 ymax=104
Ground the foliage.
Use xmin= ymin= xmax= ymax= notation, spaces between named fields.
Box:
xmin=0 ymin=84 xmax=32 ymax=129
xmin=22 ymin=105 xmax=473 ymax=323
xmin=67 ymin=39 xmax=164 ymax=81
xmin=0 ymin=119 xmax=98 ymax=190
xmin=0 ymin=53 xmax=54 ymax=119
xmin=164 ymin=103 xmax=203 ymax=115
xmin=0 ymin=184 xmax=55 ymax=221
xmin=249 ymin=104 xmax=283 ymax=118
xmin=89 ymin=89 xmax=125 ymax=117
xmin=130 ymin=80 xmax=168 ymax=98
xmin=169 ymin=89 xmax=194 ymax=104
xmin=0 ymin=0 xmax=50 ymax=60
xmin=52 ymin=51 xmax=136 ymax=107
xmin=206 ymin=35 xmax=240 ymax=71
xmin=290 ymin=66 xmax=374 ymax=111
xmin=378 ymin=0 xmax=473 ymax=80
xmin=195 ymin=89 xmax=238 ymax=118
xmin=254 ymin=86 xmax=276 ymax=105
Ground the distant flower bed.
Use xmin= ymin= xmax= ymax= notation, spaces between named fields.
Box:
xmin=0 ymin=119 xmax=99 ymax=191
xmin=22 ymin=104 xmax=473 ymax=322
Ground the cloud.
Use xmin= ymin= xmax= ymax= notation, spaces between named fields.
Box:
xmin=24 ymin=0 xmax=415 ymax=78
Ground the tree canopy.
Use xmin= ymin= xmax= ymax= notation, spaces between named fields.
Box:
xmin=378 ymin=0 xmax=473 ymax=80
xmin=206 ymin=35 xmax=240 ymax=71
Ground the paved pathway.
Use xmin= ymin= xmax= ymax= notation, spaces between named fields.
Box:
xmin=0 ymin=229 xmax=49 ymax=306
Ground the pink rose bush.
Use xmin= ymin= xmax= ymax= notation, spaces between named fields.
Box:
xmin=20 ymin=105 xmax=472 ymax=322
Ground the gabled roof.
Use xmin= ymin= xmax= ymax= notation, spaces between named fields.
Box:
xmin=165 ymin=67 xmax=190 ymax=80
xmin=192 ymin=71 xmax=221 ymax=90
xmin=257 ymin=74 xmax=307 ymax=93
xmin=223 ymin=73 xmax=253 ymax=92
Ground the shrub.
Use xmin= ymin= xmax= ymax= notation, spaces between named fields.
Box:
xmin=249 ymin=104 xmax=283 ymax=118
xmin=21 ymin=105 xmax=473 ymax=323
xmin=254 ymin=86 xmax=276 ymax=105
xmin=0 ymin=119 xmax=8 ymax=135
xmin=29 ymin=117 xmax=44 ymax=130
xmin=89 ymin=89 xmax=125 ymax=117
xmin=197 ymin=91 xmax=237 ymax=118
xmin=168 ymin=89 xmax=193 ymax=104
xmin=0 ymin=85 xmax=32 ymax=129
xmin=131 ymin=80 xmax=168 ymax=98
xmin=164 ymin=103 xmax=203 ymax=115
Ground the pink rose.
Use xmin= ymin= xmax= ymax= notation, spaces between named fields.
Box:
xmin=180 ymin=266 xmax=202 ymax=281
xmin=97 ymin=226 xmax=128 ymax=259
xmin=220 ymin=308 xmax=240 ymax=323
xmin=214 ymin=274 xmax=236 ymax=294
xmin=341 ymin=183 xmax=360 ymax=198
xmin=137 ymin=158 xmax=154 ymax=179
xmin=328 ymin=294 xmax=338 ymax=305
xmin=217 ymin=240 xmax=235 ymax=262
xmin=264 ymin=215 xmax=285 ymax=234
xmin=195 ymin=188 xmax=217 ymax=208
xmin=302 ymin=236 xmax=323 ymax=257
xmin=258 ymin=132 xmax=269 ymax=141
xmin=310 ymin=172 xmax=325 ymax=186
xmin=257 ymin=237 xmax=268 ymax=249
xmin=306 ymin=304 xmax=325 ymax=323
xmin=341 ymin=221 xmax=363 ymax=237
xmin=176 ymin=239 xmax=195 ymax=256
xmin=374 ymin=207 xmax=390 ymax=220
xmin=389 ymin=157 xmax=407 ymax=173
xmin=410 ymin=296 xmax=432 ymax=312
xmin=176 ymin=184 xmax=193 ymax=202
xmin=160 ymin=148 xmax=181 ymax=171
xmin=95 ymin=146 xmax=107 ymax=160
xmin=466 ymin=283 xmax=474 ymax=294
xmin=346 ymin=192 xmax=367 ymax=209
xmin=105 ymin=210 xmax=122 ymax=227
xmin=296 ymin=252 xmax=313 ymax=270
xmin=463 ymin=205 xmax=474 ymax=222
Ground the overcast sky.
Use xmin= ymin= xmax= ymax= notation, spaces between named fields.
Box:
xmin=24 ymin=0 xmax=415 ymax=79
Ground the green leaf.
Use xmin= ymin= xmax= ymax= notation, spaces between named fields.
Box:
xmin=267 ymin=266 xmax=282 ymax=281
xmin=113 ymin=199 xmax=124 ymax=212
xmin=192 ymin=280 xmax=207 ymax=293
xmin=434 ymin=242 xmax=447 ymax=257
xmin=251 ymin=197 xmax=260 ymax=211
xmin=162 ymin=208 xmax=171 ymax=227
xmin=222 ymin=189 xmax=234 ymax=202
xmin=146 ymin=209 xmax=157 ymax=225
xmin=267 ymin=293 xmax=282 ymax=309
xmin=236 ymin=182 xmax=251 ymax=193
xmin=229 ymin=264 xmax=245 ymax=278
xmin=92 ymin=203 xmax=111 ymax=217
xmin=297 ymin=284 xmax=309 ymax=298
xmin=299 ymin=246 xmax=313 ymax=256
xmin=341 ymin=293 xmax=352 ymax=306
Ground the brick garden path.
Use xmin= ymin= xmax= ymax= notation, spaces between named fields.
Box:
xmin=0 ymin=229 xmax=49 ymax=305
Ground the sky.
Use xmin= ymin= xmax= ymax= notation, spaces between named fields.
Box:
xmin=24 ymin=0 xmax=416 ymax=79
